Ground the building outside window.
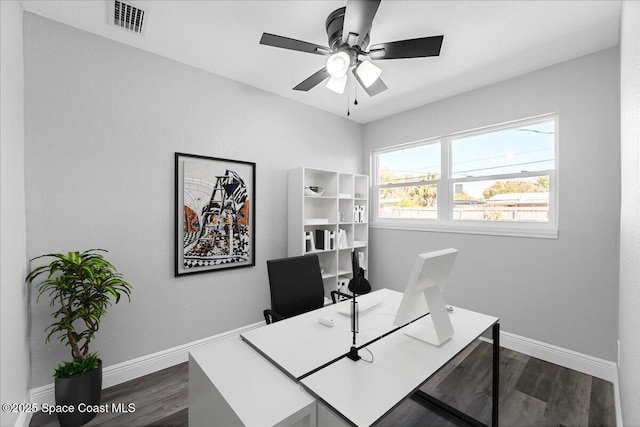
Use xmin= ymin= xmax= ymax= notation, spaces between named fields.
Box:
xmin=371 ymin=115 xmax=558 ymax=238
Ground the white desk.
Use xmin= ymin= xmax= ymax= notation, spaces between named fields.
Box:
xmin=300 ymin=307 xmax=499 ymax=427
xmin=241 ymin=289 xmax=407 ymax=380
xmin=189 ymin=335 xmax=316 ymax=427
xmin=194 ymin=289 xmax=500 ymax=427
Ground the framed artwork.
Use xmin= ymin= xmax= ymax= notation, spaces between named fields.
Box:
xmin=175 ymin=152 xmax=255 ymax=276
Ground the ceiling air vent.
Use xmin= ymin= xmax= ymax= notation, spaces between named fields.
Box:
xmin=111 ymin=0 xmax=147 ymax=35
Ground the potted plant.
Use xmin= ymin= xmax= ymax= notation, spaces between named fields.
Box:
xmin=26 ymin=249 xmax=132 ymax=427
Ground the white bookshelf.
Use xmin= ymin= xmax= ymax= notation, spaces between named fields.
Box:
xmin=288 ymin=167 xmax=369 ymax=299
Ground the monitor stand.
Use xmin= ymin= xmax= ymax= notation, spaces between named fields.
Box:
xmin=403 ymin=285 xmax=454 ymax=346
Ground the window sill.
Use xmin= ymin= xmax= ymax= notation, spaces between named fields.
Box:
xmin=370 ymin=220 xmax=558 ymax=239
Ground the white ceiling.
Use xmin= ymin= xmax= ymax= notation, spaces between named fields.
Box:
xmin=20 ymin=0 xmax=622 ymax=124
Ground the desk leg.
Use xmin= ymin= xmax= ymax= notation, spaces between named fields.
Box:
xmin=414 ymin=322 xmax=501 ymax=427
xmin=492 ymin=322 xmax=500 ymax=427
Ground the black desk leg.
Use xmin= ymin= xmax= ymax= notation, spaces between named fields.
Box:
xmin=492 ymin=322 xmax=500 ymax=427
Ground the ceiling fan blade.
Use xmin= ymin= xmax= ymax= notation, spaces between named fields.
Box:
xmin=293 ymin=68 xmax=330 ymax=91
xmin=369 ymin=35 xmax=444 ymax=60
xmin=260 ymin=33 xmax=330 ymax=55
xmin=342 ymin=0 xmax=381 ymax=48
xmin=352 ymin=69 xmax=387 ymax=97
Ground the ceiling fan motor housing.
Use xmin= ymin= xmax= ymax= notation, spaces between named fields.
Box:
xmin=326 ymin=7 xmax=367 ymax=67
xmin=326 ymin=7 xmax=346 ymax=50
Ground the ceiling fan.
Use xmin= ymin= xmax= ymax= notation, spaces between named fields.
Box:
xmin=259 ymin=0 xmax=444 ymax=97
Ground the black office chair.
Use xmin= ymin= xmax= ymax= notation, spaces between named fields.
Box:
xmin=263 ymin=254 xmax=326 ymax=324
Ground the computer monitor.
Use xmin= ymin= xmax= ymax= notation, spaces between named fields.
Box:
xmin=393 ymin=248 xmax=458 ymax=346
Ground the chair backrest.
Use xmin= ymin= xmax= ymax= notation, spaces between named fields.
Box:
xmin=266 ymin=254 xmax=325 ymax=320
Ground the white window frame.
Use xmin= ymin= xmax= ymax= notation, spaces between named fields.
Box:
xmin=371 ymin=114 xmax=559 ymax=239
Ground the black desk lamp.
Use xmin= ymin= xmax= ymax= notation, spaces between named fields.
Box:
xmin=347 ymin=250 xmax=370 ymax=361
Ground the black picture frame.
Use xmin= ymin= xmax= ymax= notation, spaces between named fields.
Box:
xmin=175 ymin=152 xmax=256 ymax=276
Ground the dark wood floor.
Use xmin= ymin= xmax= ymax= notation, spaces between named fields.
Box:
xmin=30 ymin=341 xmax=615 ymax=427
xmin=378 ymin=341 xmax=615 ymax=427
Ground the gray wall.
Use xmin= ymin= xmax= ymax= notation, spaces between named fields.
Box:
xmin=363 ymin=48 xmax=620 ymax=361
xmin=618 ymin=1 xmax=640 ymax=424
xmin=0 ymin=2 xmax=30 ymax=426
xmin=23 ymin=14 xmax=362 ymax=389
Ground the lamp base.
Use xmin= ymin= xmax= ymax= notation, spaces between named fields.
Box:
xmin=347 ymin=346 xmax=361 ymax=361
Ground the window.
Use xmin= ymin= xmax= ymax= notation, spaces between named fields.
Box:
xmin=372 ymin=115 xmax=557 ymax=238
xmin=377 ymin=142 xmax=441 ymax=220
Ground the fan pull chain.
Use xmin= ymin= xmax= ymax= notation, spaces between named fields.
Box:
xmin=347 ymin=78 xmax=359 ymax=116
xmin=354 ymin=81 xmax=359 ymax=106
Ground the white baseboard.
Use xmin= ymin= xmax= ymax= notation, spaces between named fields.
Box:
xmin=493 ymin=330 xmax=622 ymax=427
xmin=12 ymin=396 xmax=31 ymax=427
xmin=498 ymin=331 xmax=617 ymax=382
xmin=17 ymin=321 xmax=264 ymax=427
xmin=612 ymin=368 xmax=623 ymax=427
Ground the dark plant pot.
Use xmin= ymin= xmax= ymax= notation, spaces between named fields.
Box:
xmin=54 ymin=360 xmax=102 ymax=427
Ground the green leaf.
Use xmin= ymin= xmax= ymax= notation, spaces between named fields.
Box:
xmin=53 ymin=353 xmax=100 ymax=378
xmin=25 ymin=249 xmax=132 ymax=366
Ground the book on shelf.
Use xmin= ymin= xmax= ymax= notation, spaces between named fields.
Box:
xmin=305 ymin=218 xmax=329 ymax=225
xmin=337 ymin=229 xmax=348 ymax=249
xmin=353 ymin=205 xmax=366 ymax=223
xmin=305 ymin=231 xmax=315 ymax=252
xmin=354 ymin=205 xmax=364 ymax=223
xmin=315 ymin=229 xmax=330 ymax=251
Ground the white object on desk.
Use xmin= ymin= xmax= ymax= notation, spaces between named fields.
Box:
xmin=318 ymin=316 xmax=334 ymax=327
xmin=394 ymin=248 xmax=458 ymax=346
xmin=402 ymin=285 xmax=452 ymax=346
xmin=189 ymin=335 xmax=316 ymax=427
xmin=336 ymin=295 xmax=383 ymax=316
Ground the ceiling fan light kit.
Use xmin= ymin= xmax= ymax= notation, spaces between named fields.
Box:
xmin=355 ymin=60 xmax=381 ymax=88
xmin=326 ymin=75 xmax=349 ymax=94
xmin=259 ymin=0 xmax=443 ymax=104
xmin=326 ymin=51 xmax=351 ymax=78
